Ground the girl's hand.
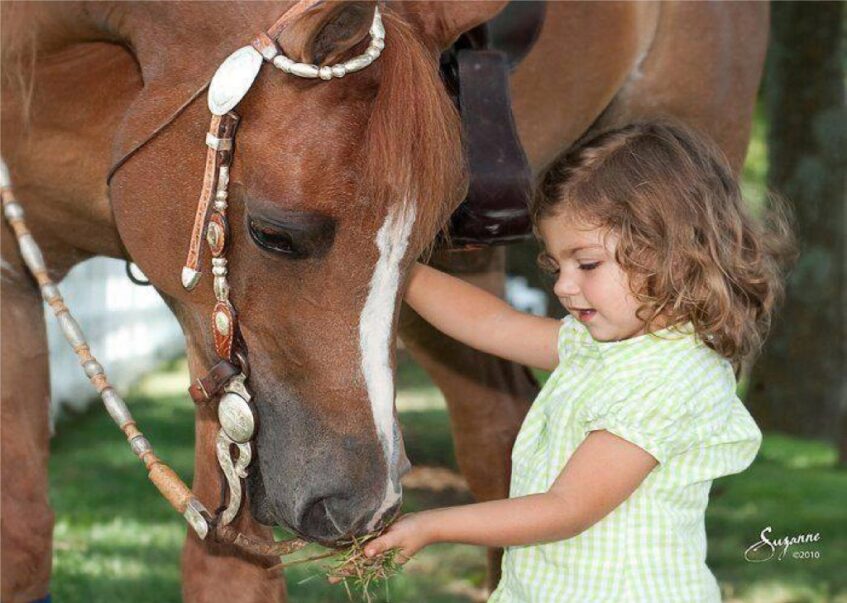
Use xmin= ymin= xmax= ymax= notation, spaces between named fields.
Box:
xmin=364 ymin=512 xmax=434 ymax=564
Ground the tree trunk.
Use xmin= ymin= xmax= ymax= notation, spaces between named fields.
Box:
xmin=746 ymin=1 xmax=846 ymax=465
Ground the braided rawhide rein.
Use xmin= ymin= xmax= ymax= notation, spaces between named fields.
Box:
xmin=0 ymin=161 xmax=310 ymax=558
xmin=0 ymin=161 xmax=211 ymax=536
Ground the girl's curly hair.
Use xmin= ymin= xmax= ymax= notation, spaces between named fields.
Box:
xmin=532 ymin=120 xmax=797 ymax=374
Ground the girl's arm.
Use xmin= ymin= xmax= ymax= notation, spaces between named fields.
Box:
xmin=364 ymin=430 xmax=658 ymax=559
xmin=405 ymin=262 xmax=561 ymax=371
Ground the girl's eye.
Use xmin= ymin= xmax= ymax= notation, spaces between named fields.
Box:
xmin=579 ymin=262 xmax=601 ymax=271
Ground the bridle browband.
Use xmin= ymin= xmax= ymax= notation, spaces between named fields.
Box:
xmin=2 ymin=0 xmax=386 ymax=559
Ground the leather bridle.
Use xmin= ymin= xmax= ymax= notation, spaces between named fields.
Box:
xmin=3 ymin=0 xmax=387 ymax=559
xmin=4 ymin=0 xmax=552 ymax=571
xmin=176 ymin=0 xmax=386 ymax=541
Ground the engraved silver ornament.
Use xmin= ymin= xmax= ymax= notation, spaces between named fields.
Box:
xmin=208 ymin=46 xmax=263 ymax=116
xmin=214 ymin=310 xmax=231 ymax=336
xmin=218 ymin=391 xmax=255 ymax=444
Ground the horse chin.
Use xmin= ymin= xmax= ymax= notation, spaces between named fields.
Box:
xmin=244 ymin=470 xmax=348 ymax=546
xmin=244 ymin=459 xmax=338 ymax=545
xmin=244 ymin=470 xmax=273 ymax=526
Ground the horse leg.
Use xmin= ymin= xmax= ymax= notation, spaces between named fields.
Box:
xmin=398 ymin=247 xmax=537 ymax=593
xmin=0 ymin=271 xmax=53 ymax=602
xmin=179 ymin=338 xmax=287 ymax=603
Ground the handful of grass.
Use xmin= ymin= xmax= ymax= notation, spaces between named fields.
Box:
xmin=327 ymin=534 xmax=406 ymax=601
xmin=269 ymin=532 xmax=405 ymax=602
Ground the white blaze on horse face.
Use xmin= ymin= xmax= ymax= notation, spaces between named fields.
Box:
xmin=359 ymin=201 xmax=416 ymax=529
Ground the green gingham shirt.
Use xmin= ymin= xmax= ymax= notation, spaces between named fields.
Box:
xmin=488 ymin=315 xmax=762 ymax=603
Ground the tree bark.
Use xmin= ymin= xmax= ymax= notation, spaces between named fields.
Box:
xmin=747 ymin=1 xmax=846 ymax=465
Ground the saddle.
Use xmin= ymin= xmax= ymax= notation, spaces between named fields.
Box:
xmin=440 ymin=0 xmax=547 ymax=248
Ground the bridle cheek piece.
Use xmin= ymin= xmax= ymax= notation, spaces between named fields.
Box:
xmin=0 ymin=1 xmax=385 ymax=557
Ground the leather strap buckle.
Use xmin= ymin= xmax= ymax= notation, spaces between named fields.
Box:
xmin=189 ymin=359 xmax=240 ymax=405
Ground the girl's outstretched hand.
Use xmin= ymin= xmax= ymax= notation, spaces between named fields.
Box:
xmin=364 ymin=512 xmax=434 ymax=564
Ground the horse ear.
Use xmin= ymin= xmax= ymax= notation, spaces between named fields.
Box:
xmin=400 ymin=1 xmax=510 ymax=50
xmin=276 ymin=0 xmax=378 ymax=66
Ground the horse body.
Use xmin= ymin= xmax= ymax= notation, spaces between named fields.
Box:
xmin=509 ymin=0 xmax=767 ymax=172
xmin=1 ymin=2 xmax=767 ymax=601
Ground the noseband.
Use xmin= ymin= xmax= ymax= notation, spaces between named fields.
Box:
xmin=2 ymin=0 xmax=386 ymax=556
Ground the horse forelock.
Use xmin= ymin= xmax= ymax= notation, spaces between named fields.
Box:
xmin=360 ymin=9 xmax=467 ymax=257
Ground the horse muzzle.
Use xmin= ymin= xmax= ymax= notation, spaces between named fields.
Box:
xmin=245 ymin=389 xmax=410 ymax=545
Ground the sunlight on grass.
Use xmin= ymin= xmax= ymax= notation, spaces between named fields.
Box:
xmin=134 ymin=359 xmax=191 ymax=398
xmin=724 ymin=579 xmax=834 ymax=603
xmin=757 ymin=432 xmax=838 ymax=469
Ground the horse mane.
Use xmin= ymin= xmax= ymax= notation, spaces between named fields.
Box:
xmin=361 ymin=8 xmax=466 ymax=252
xmin=1 ymin=4 xmax=40 ymax=126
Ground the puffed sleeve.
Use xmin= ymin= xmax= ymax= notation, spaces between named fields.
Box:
xmin=581 ymin=370 xmax=697 ymax=464
xmin=557 ymin=315 xmax=582 ymax=362
xmin=690 ymin=399 xmax=762 ymax=479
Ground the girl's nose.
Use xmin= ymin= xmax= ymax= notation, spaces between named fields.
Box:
xmin=554 ymin=273 xmax=580 ymax=298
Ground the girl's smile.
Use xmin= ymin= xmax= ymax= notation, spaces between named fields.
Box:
xmin=573 ymin=308 xmax=597 ymax=322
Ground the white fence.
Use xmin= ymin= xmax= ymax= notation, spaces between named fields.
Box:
xmin=46 ymin=258 xmax=185 ymax=421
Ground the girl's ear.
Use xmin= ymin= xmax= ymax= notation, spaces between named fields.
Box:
xmin=276 ymin=1 xmax=377 ymax=66
xmin=398 ymin=1 xmax=510 ymax=51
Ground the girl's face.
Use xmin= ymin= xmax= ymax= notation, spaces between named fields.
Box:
xmin=537 ymin=216 xmax=648 ymax=342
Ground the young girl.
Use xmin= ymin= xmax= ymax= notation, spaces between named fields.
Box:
xmin=363 ymin=121 xmax=794 ymax=601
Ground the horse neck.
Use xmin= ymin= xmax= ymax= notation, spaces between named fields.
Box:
xmin=0 ymin=4 xmax=132 ymax=267
xmin=81 ymin=2 xmax=290 ymax=81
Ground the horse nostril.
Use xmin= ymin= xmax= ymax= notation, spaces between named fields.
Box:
xmin=298 ymin=494 xmax=353 ymax=539
xmin=300 ymin=496 xmax=330 ymax=531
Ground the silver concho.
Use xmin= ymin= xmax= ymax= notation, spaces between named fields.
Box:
xmin=214 ymin=310 xmax=231 ymax=337
xmin=208 ymin=46 xmax=263 ymax=116
xmin=218 ymin=391 xmax=255 ymax=443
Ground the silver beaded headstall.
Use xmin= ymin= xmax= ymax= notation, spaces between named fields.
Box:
xmin=182 ymin=3 xmax=384 ymax=531
xmin=1 ymin=1 xmax=384 ymax=555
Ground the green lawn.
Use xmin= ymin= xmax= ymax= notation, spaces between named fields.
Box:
xmin=48 ymin=357 xmax=845 ymax=602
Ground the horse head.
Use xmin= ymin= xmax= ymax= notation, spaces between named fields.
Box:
xmin=103 ymin=1 xmax=507 ymax=545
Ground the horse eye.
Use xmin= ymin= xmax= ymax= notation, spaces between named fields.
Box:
xmin=248 ymin=218 xmax=302 ymax=257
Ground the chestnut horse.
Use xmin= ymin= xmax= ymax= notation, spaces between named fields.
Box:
xmin=0 ymin=1 xmax=767 ymax=601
